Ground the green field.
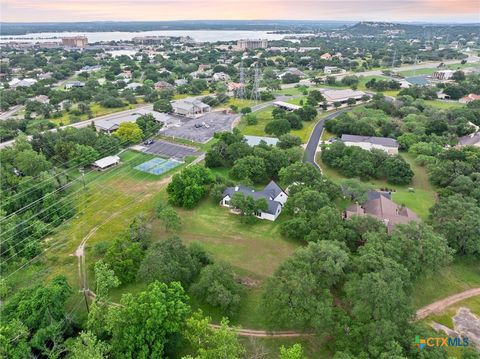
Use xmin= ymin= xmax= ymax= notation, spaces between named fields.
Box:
xmin=412 ymin=257 xmax=480 ymax=309
xmin=237 ymin=106 xmax=276 ymax=137
xmin=272 ymin=87 xmax=308 ymax=96
xmin=51 ymin=102 xmax=141 ymax=126
xmin=398 ymin=67 xmax=437 ymax=77
xmin=238 ymin=105 xmax=333 ymax=144
xmin=424 ymin=100 xmax=464 ymax=109
xmin=317 ymin=152 xmax=436 ymax=220
xmin=10 ymin=150 xmax=184 ymax=292
xmin=357 ymin=75 xmax=389 ymax=90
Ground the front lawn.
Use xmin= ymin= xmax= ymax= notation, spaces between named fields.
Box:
xmin=316 ymin=152 xmax=436 ymax=220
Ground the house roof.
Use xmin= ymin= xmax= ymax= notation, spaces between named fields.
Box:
xmin=345 ymin=191 xmax=420 ymax=233
xmin=222 ymin=181 xmax=285 ymax=215
xmin=341 ymin=134 xmax=399 ymax=148
xmin=460 ymin=94 xmax=480 ymax=103
xmin=93 ymin=155 xmax=120 ymax=169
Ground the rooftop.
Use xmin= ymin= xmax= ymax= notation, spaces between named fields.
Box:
xmin=223 ymin=181 xmax=284 ymax=215
xmin=322 ymin=89 xmax=365 ymax=102
xmin=341 ymin=134 xmax=399 ymax=148
xmin=345 ymin=191 xmax=420 ymax=233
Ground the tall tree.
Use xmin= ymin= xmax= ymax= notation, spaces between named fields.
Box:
xmin=107 ymin=281 xmax=190 ymax=359
xmin=183 ymin=311 xmax=245 ymax=359
xmin=263 ymin=241 xmax=349 ymax=333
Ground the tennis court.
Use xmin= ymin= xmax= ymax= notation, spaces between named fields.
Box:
xmin=134 ymin=157 xmax=182 ymax=175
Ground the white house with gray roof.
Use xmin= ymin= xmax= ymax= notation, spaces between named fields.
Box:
xmin=220 ymin=181 xmax=288 ymax=221
xmin=341 ymin=134 xmax=399 ymax=155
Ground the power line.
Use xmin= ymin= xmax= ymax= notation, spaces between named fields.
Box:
xmin=1 ymin=152 xmax=170 ymax=261
xmin=1 ymin=139 xmax=126 ymax=207
xmin=2 ymin=171 xmax=159 ymax=281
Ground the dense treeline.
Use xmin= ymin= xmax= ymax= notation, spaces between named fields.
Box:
xmin=321 ymin=141 xmax=414 ymax=184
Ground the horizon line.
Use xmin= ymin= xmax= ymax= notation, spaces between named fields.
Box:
xmin=1 ymin=19 xmax=479 ymax=24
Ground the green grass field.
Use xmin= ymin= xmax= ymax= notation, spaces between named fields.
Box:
xmin=14 ymin=150 xmax=183 ymax=291
xmin=398 ymin=67 xmax=437 ymax=77
xmin=424 ymin=100 xmax=464 ymax=109
xmin=317 ymin=152 xmax=436 ymax=220
xmin=51 ymin=102 xmax=140 ymax=126
xmin=238 ymin=106 xmax=275 ymax=137
xmin=238 ymin=105 xmax=331 ymax=144
xmin=412 ymin=257 xmax=480 ymax=309
xmin=357 ymin=75 xmax=389 ymax=90
xmin=272 ymin=87 xmax=308 ymax=96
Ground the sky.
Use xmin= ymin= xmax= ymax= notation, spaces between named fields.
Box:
xmin=1 ymin=0 xmax=479 ymax=23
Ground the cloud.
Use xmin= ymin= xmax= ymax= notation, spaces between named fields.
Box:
xmin=1 ymin=0 xmax=478 ymax=22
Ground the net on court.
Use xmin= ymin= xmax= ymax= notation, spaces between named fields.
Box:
xmin=134 ymin=157 xmax=182 ymax=175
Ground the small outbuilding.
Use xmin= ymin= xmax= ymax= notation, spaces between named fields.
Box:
xmin=92 ymin=155 xmax=120 ymax=171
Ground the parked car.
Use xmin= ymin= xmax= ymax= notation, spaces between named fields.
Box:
xmin=194 ymin=123 xmax=202 ymax=128
xmin=144 ymin=139 xmax=154 ymax=145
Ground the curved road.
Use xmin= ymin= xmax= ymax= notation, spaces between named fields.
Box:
xmin=303 ymin=109 xmax=346 ymax=169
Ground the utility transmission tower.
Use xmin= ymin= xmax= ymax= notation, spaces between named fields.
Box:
xmin=237 ymin=61 xmax=245 ymax=99
xmin=391 ymin=49 xmax=397 ymax=71
xmin=413 ymin=55 xmax=418 ymax=77
xmin=250 ymin=65 xmax=261 ymax=103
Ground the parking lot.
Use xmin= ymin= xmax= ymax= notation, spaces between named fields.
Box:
xmin=161 ymin=111 xmax=239 ymax=143
xmin=143 ymin=140 xmax=200 ymax=160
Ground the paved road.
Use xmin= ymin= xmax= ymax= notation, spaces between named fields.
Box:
xmin=0 ymin=104 xmax=152 ymax=149
xmin=0 ymin=105 xmax=23 ymax=120
xmin=303 ymin=109 xmax=345 ymax=169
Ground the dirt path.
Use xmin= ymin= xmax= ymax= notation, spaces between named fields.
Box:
xmin=75 ymin=154 xmax=204 ymax=296
xmin=415 ymin=288 xmax=480 ymax=320
xmin=209 ymin=325 xmax=311 ymax=337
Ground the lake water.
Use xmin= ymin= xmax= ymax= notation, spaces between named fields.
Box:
xmin=0 ymin=30 xmax=313 ymax=43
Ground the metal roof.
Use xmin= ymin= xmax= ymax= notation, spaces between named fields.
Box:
xmin=93 ymin=155 xmax=120 ymax=169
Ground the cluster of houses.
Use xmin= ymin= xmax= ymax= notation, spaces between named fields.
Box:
xmin=218 ymin=177 xmax=420 ymax=234
xmin=216 ymin=134 xmax=419 ymax=234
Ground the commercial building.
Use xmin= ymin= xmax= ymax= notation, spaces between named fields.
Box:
xmin=220 ymin=181 xmax=288 ymax=221
xmin=171 ymin=99 xmax=211 ymax=117
xmin=322 ymin=89 xmax=365 ymax=104
xmin=95 ymin=109 xmax=167 ymax=133
xmin=132 ymin=36 xmax=170 ymax=45
xmin=341 ymin=134 xmax=399 ymax=155
xmin=61 ymin=36 xmax=88 ymax=48
xmin=432 ymin=70 xmax=455 ymax=81
xmin=236 ymin=39 xmax=268 ymax=50
xmin=273 ymin=101 xmax=301 ymax=111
